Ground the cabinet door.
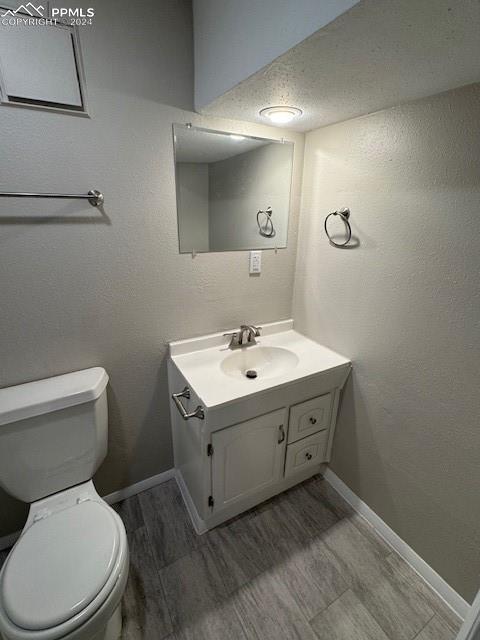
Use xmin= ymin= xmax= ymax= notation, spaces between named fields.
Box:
xmin=211 ymin=408 xmax=287 ymax=511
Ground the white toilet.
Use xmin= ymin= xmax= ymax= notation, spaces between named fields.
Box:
xmin=0 ymin=368 xmax=129 ymax=640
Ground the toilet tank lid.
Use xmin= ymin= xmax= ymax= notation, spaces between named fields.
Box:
xmin=0 ymin=368 xmax=109 ymax=427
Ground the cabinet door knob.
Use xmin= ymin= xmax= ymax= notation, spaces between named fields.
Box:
xmin=278 ymin=424 xmax=285 ymax=444
xmin=305 ymin=452 xmax=313 ymax=460
xmin=309 ymin=416 xmax=317 ymax=425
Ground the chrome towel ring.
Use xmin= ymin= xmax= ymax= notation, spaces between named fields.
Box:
xmin=257 ymin=206 xmax=275 ymax=238
xmin=324 ymin=207 xmax=352 ymax=247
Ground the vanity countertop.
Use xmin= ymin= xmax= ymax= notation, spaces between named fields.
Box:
xmin=169 ymin=320 xmax=351 ymax=408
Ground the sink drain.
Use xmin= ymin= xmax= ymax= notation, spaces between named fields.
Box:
xmin=246 ymin=369 xmax=258 ymax=379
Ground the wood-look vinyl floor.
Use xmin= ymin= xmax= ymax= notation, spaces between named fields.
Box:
xmin=0 ymin=476 xmax=462 ymax=640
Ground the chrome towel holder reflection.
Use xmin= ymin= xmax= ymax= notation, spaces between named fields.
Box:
xmin=324 ymin=207 xmax=352 ymax=247
xmin=0 ymin=189 xmax=104 ymax=207
xmin=257 ymin=206 xmax=275 ymax=238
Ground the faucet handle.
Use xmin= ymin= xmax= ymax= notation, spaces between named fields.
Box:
xmin=223 ymin=331 xmax=241 ymax=348
xmin=240 ymin=324 xmax=261 ymax=334
xmin=225 ymin=326 xmax=260 ymax=349
xmin=243 ymin=325 xmax=261 ymax=337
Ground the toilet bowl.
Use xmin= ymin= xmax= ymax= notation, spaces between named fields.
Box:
xmin=0 ymin=368 xmax=129 ymax=640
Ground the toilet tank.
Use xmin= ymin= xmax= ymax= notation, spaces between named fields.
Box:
xmin=0 ymin=368 xmax=109 ymax=503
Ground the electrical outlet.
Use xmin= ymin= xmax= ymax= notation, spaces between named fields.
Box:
xmin=249 ymin=250 xmax=262 ymax=274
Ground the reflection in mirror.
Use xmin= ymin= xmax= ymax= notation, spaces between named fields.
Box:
xmin=173 ymin=124 xmax=294 ymax=253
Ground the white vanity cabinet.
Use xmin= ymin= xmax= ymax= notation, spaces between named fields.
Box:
xmin=167 ymin=320 xmax=351 ymax=533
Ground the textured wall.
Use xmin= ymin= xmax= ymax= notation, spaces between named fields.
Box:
xmin=293 ymin=83 xmax=480 ymax=602
xmin=0 ymin=0 xmax=304 ymax=538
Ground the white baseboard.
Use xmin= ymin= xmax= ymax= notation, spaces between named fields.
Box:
xmin=456 ymin=587 xmax=480 ymax=640
xmin=103 ymin=468 xmax=175 ymax=505
xmin=323 ymin=468 xmax=470 ymax=621
xmin=175 ymin=469 xmax=208 ymax=535
xmin=0 ymin=468 xmax=175 ymax=552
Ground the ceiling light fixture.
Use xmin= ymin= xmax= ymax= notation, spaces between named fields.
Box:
xmin=259 ymin=106 xmax=302 ymax=125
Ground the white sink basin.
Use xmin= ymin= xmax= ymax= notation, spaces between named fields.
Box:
xmin=169 ymin=320 xmax=351 ymax=408
xmin=221 ymin=346 xmax=299 ymax=380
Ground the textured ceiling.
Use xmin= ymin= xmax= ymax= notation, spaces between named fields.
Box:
xmin=199 ymin=0 xmax=480 ymax=132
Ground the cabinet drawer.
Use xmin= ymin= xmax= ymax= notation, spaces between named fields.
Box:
xmin=287 ymin=393 xmax=332 ymax=443
xmin=284 ymin=431 xmax=329 ymax=478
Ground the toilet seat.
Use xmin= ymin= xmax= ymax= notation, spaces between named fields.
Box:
xmin=0 ymin=496 xmax=128 ymax=640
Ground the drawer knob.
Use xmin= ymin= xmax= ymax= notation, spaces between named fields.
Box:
xmin=305 ymin=452 xmax=313 ymax=460
xmin=309 ymin=416 xmax=317 ymax=425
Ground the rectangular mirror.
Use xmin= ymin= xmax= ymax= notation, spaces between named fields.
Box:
xmin=173 ymin=124 xmax=294 ymax=253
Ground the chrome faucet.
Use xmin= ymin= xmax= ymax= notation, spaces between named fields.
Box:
xmin=224 ymin=324 xmax=261 ymax=349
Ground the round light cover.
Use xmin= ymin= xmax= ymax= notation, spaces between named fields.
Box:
xmin=259 ymin=106 xmax=302 ymax=125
